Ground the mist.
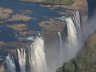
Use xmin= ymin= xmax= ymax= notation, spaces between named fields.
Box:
xmin=87 ymin=11 xmax=96 ymax=37
xmin=4 ymin=1 xmax=96 ymax=72
xmin=45 ymin=10 xmax=96 ymax=72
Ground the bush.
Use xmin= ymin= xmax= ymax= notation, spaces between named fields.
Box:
xmin=57 ymin=33 xmax=96 ymax=72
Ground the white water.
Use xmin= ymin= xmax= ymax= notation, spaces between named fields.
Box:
xmin=6 ymin=54 xmax=16 ymax=72
xmin=73 ymin=11 xmax=82 ymax=38
xmin=5 ymin=14 xmax=82 ymax=72
xmin=28 ymin=36 xmax=48 ymax=72
xmin=17 ymin=48 xmax=26 ymax=72
xmin=66 ymin=17 xmax=77 ymax=43
xmin=74 ymin=11 xmax=81 ymax=29
xmin=65 ymin=17 xmax=79 ymax=60
xmin=6 ymin=36 xmax=48 ymax=72
xmin=57 ymin=32 xmax=63 ymax=64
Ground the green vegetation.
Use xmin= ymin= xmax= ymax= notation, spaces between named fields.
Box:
xmin=53 ymin=0 xmax=73 ymax=5
xmin=22 ymin=0 xmax=74 ymax=5
xmin=45 ymin=0 xmax=73 ymax=5
xmin=57 ymin=33 xmax=96 ymax=72
xmin=63 ymin=0 xmax=73 ymax=5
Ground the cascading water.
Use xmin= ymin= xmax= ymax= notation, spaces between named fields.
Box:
xmin=73 ymin=11 xmax=82 ymax=40
xmin=17 ymin=48 xmax=26 ymax=72
xmin=66 ymin=17 xmax=77 ymax=44
xmin=27 ymin=36 xmax=48 ymax=72
xmin=5 ymin=53 xmax=16 ymax=72
xmin=5 ymin=36 xmax=48 ymax=72
xmin=73 ymin=11 xmax=81 ymax=30
xmin=55 ymin=14 xmax=81 ymax=63
xmin=65 ymin=17 xmax=79 ymax=60
xmin=5 ymin=10 xmax=82 ymax=72
xmin=57 ymin=32 xmax=63 ymax=64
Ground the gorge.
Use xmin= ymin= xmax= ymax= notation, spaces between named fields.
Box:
xmin=0 ymin=0 xmax=96 ymax=72
xmin=5 ymin=11 xmax=82 ymax=72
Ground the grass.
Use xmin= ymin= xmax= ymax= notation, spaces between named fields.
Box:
xmin=61 ymin=0 xmax=73 ymax=5
xmin=46 ymin=0 xmax=74 ymax=5
xmin=22 ymin=0 xmax=74 ymax=5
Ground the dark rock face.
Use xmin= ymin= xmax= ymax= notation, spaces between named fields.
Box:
xmin=87 ymin=0 xmax=96 ymax=17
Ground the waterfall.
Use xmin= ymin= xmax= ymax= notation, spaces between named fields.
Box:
xmin=74 ymin=11 xmax=81 ymax=29
xmin=65 ymin=17 xmax=79 ymax=59
xmin=5 ymin=53 xmax=16 ymax=72
xmin=17 ymin=48 xmax=26 ymax=72
xmin=5 ymin=16 xmax=82 ymax=72
xmin=57 ymin=32 xmax=63 ymax=64
xmin=28 ymin=36 xmax=48 ymax=72
xmin=66 ymin=17 xmax=77 ymax=44
xmin=73 ymin=11 xmax=82 ymax=39
xmin=5 ymin=36 xmax=48 ymax=72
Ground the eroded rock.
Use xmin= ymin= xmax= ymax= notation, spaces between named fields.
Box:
xmin=0 ymin=7 xmax=13 ymax=19
xmin=8 ymin=24 xmax=28 ymax=31
xmin=8 ymin=14 xmax=32 ymax=21
xmin=0 ymin=65 xmax=5 ymax=72
xmin=39 ymin=19 xmax=65 ymax=33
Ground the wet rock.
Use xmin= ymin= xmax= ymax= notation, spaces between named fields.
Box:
xmin=0 ymin=7 xmax=13 ymax=19
xmin=8 ymin=24 xmax=28 ymax=31
xmin=19 ymin=10 xmax=33 ymax=15
xmin=39 ymin=19 xmax=65 ymax=33
xmin=8 ymin=14 xmax=32 ymax=21
xmin=0 ymin=65 xmax=5 ymax=72
xmin=18 ymin=30 xmax=37 ymax=37
xmin=39 ymin=19 xmax=65 ymax=49
xmin=0 ymin=41 xmax=23 ymax=49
